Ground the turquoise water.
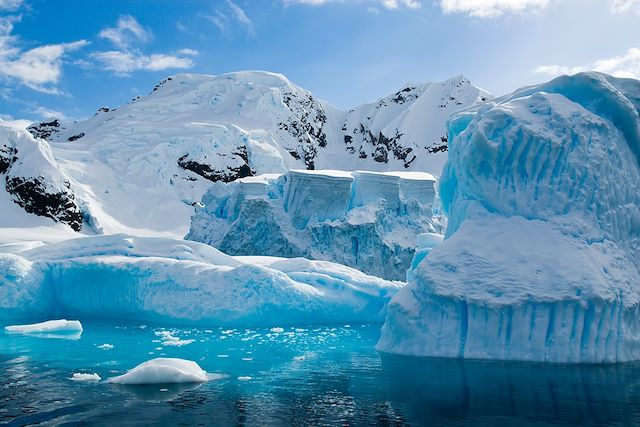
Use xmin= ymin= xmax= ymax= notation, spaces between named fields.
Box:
xmin=1 ymin=320 xmax=640 ymax=426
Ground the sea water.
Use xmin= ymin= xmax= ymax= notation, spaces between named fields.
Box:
xmin=1 ymin=320 xmax=640 ymax=425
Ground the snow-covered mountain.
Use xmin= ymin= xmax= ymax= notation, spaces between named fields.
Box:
xmin=17 ymin=71 xmax=489 ymax=235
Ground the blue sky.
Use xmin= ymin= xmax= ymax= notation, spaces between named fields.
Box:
xmin=1 ymin=0 xmax=639 ymax=123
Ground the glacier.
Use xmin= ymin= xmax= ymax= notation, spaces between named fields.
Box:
xmin=187 ymin=169 xmax=442 ymax=280
xmin=0 ymin=234 xmax=402 ymax=327
xmin=377 ymin=72 xmax=640 ymax=363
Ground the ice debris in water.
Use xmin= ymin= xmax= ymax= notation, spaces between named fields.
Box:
xmin=70 ymin=373 xmax=101 ymax=382
xmin=107 ymin=358 xmax=210 ymax=385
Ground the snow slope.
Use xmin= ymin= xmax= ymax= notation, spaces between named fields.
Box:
xmin=0 ymin=234 xmax=402 ymax=327
xmin=187 ymin=170 xmax=441 ymax=280
xmin=378 ymin=72 xmax=640 ymax=363
xmin=19 ymin=71 xmax=488 ymax=236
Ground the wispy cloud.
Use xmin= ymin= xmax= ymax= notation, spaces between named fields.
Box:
xmin=283 ymin=0 xmax=420 ymax=9
xmin=438 ymin=0 xmax=548 ymax=17
xmin=205 ymin=1 xmax=255 ymax=35
xmin=0 ymin=15 xmax=88 ymax=94
xmin=98 ymin=15 xmax=152 ymax=49
xmin=534 ymin=48 xmax=640 ymax=80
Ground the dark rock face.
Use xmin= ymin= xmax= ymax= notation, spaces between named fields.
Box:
xmin=5 ymin=176 xmax=83 ymax=231
xmin=67 ymin=133 xmax=85 ymax=142
xmin=27 ymin=120 xmax=64 ymax=141
xmin=177 ymin=146 xmax=254 ymax=183
xmin=277 ymin=91 xmax=328 ymax=170
xmin=0 ymin=145 xmax=17 ymax=174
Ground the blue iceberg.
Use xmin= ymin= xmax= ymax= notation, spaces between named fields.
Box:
xmin=378 ymin=73 xmax=640 ymax=363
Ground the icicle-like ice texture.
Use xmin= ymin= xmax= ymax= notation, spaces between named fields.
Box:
xmin=187 ymin=170 xmax=442 ymax=280
xmin=377 ymin=72 xmax=640 ymax=363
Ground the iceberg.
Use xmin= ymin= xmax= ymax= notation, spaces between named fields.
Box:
xmin=5 ymin=319 xmax=83 ymax=334
xmin=107 ymin=358 xmax=209 ymax=385
xmin=0 ymin=234 xmax=401 ymax=327
xmin=378 ymin=73 xmax=640 ymax=363
xmin=187 ymin=170 xmax=441 ymax=280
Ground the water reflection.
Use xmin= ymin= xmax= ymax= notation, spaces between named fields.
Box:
xmin=380 ymin=354 xmax=640 ymax=425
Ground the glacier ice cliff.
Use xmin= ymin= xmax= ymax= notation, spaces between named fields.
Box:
xmin=377 ymin=72 xmax=640 ymax=363
xmin=0 ymin=234 xmax=402 ymax=327
xmin=187 ymin=170 xmax=442 ymax=280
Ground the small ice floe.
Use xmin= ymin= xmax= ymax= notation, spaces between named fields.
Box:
xmin=107 ymin=358 xmax=210 ymax=385
xmin=238 ymin=376 xmax=253 ymax=381
xmin=70 ymin=372 xmax=101 ymax=382
xmin=154 ymin=330 xmax=194 ymax=347
xmin=5 ymin=319 xmax=83 ymax=335
xmin=97 ymin=343 xmax=114 ymax=350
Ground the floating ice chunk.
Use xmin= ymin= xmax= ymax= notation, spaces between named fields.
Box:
xmin=70 ymin=373 xmax=101 ymax=382
xmin=107 ymin=358 xmax=209 ymax=385
xmin=5 ymin=319 xmax=82 ymax=335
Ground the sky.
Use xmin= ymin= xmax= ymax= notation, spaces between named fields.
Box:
xmin=0 ymin=0 xmax=639 ymax=123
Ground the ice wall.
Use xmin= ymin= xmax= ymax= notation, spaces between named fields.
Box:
xmin=187 ymin=170 xmax=441 ymax=280
xmin=378 ymin=73 xmax=640 ymax=363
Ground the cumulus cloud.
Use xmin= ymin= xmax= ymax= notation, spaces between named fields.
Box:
xmin=98 ymin=15 xmax=152 ymax=49
xmin=534 ymin=48 xmax=640 ymax=80
xmin=0 ymin=16 xmax=88 ymax=93
xmin=439 ymin=0 xmax=549 ymax=17
xmin=283 ymin=0 xmax=420 ymax=10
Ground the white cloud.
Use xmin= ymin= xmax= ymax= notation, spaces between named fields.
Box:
xmin=205 ymin=1 xmax=255 ymax=35
xmin=0 ymin=16 xmax=88 ymax=94
xmin=0 ymin=0 xmax=23 ymax=11
xmin=283 ymin=0 xmax=420 ymax=10
xmin=610 ymin=0 xmax=640 ymax=12
xmin=177 ymin=48 xmax=199 ymax=56
xmin=226 ymin=0 xmax=254 ymax=33
xmin=34 ymin=106 xmax=67 ymax=120
xmin=92 ymin=50 xmax=194 ymax=74
xmin=93 ymin=16 xmax=195 ymax=75
xmin=439 ymin=0 xmax=548 ymax=17
xmin=99 ymin=15 xmax=152 ymax=49
xmin=534 ymin=48 xmax=640 ymax=80
xmin=205 ymin=11 xmax=229 ymax=33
